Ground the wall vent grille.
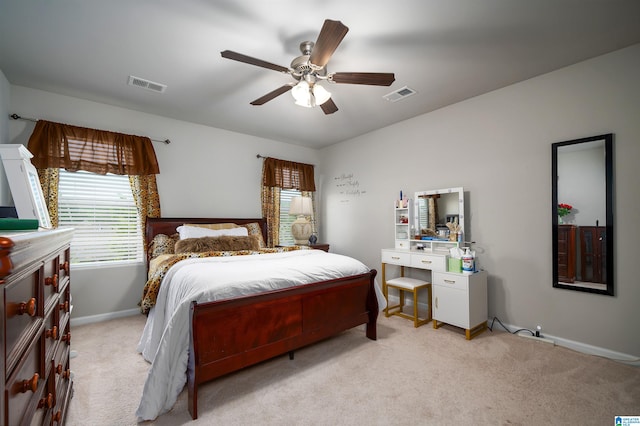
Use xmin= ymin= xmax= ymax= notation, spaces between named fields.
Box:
xmin=127 ymin=75 xmax=167 ymax=93
xmin=383 ymin=86 xmax=417 ymax=103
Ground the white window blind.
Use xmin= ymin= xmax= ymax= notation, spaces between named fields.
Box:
xmin=279 ymin=189 xmax=301 ymax=246
xmin=58 ymin=170 xmax=143 ymax=266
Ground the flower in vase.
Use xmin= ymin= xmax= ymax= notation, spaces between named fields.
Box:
xmin=558 ymin=203 xmax=573 ymax=218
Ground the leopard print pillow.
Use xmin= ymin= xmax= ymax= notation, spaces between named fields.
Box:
xmin=149 ymin=233 xmax=179 ymax=259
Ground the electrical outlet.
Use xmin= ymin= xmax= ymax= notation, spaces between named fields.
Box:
xmin=519 ymin=334 xmax=555 ymax=345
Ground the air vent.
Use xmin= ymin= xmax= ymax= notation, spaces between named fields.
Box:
xmin=383 ymin=86 xmax=417 ymax=103
xmin=127 ymin=75 xmax=167 ymax=93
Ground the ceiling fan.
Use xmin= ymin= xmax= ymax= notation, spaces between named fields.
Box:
xmin=220 ymin=19 xmax=395 ymax=114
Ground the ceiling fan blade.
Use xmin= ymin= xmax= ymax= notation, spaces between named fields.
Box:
xmin=309 ymin=20 xmax=349 ymax=68
xmin=221 ymin=50 xmax=290 ymax=73
xmin=330 ymin=72 xmax=396 ymax=86
xmin=250 ymin=85 xmax=293 ymax=105
xmin=320 ymin=98 xmax=338 ymax=115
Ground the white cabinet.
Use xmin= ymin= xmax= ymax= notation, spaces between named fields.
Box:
xmin=432 ymin=270 xmax=487 ymax=340
xmin=394 ymin=201 xmax=412 ymax=249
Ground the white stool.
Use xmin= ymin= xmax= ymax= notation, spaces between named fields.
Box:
xmin=384 ymin=277 xmax=432 ymax=328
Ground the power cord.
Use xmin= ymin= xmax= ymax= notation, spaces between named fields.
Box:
xmin=488 ymin=316 xmax=535 ymax=336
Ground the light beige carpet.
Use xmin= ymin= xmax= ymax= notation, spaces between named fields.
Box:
xmin=66 ymin=314 xmax=640 ymax=425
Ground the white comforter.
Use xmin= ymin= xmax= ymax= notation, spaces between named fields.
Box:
xmin=135 ymin=249 xmax=385 ymax=421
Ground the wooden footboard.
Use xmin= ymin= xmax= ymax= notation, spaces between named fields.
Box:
xmin=187 ymin=269 xmax=378 ymax=420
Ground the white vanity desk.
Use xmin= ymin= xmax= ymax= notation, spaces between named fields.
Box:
xmin=381 ymin=248 xmax=488 ymax=339
xmin=382 ymin=186 xmax=487 ymax=340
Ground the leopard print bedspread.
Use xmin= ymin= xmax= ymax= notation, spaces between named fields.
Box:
xmin=139 ymin=246 xmax=306 ymax=314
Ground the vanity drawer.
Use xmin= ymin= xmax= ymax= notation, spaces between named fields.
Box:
xmin=411 ymin=253 xmax=447 ymax=272
xmin=5 ymin=263 xmax=42 ymax=375
xmin=394 ymin=240 xmax=410 ymax=249
xmin=433 ymin=272 xmax=469 ymax=291
xmin=381 ymin=250 xmax=410 ymax=266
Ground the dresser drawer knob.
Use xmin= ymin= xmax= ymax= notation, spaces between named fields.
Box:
xmin=444 ymin=279 xmax=456 ymax=284
xmin=421 ymin=260 xmax=432 ymax=264
xmin=19 ymin=373 xmax=39 ymax=393
xmin=17 ymin=298 xmax=37 ymax=316
xmin=45 ymin=274 xmax=59 ymax=289
xmin=62 ymin=260 xmax=70 ymax=274
xmin=62 ymin=332 xmax=71 ymax=344
xmin=55 ymin=363 xmax=71 ymax=379
xmin=46 ymin=326 xmax=58 ymax=340
xmin=38 ymin=392 xmax=54 ymax=409
xmin=52 ymin=410 xmax=62 ymax=424
xmin=391 ymin=256 xmax=400 ymax=260
xmin=59 ymin=301 xmax=70 ymax=312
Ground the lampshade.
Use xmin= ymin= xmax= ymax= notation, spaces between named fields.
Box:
xmin=291 ymin=81 xmax=331 ymax=108
xmin=289 ymin=196 xmax=313 ymax=216
xmin=289 ymin=196 xmax=313 ymax=245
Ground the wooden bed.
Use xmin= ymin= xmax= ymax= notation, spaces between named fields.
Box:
xmin=144 ymin=217 xmax=379 ymax=420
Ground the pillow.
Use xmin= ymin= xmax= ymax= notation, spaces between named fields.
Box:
xmin=149 ymin=233 xmax=179 ymax=259
xmin=176 ymin=224 xmax=248 ymax=240
xmin=174 ymin=235 xmax=261 ymax=253
xmin=184 ymin=223 xmax=240 ymax=230
xmin=242 ymin=222 xmax=266 ymax=248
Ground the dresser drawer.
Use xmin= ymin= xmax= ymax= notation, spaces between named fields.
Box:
xmin=6 ymin=333 xmax=44 ymax=426
xmin=381 ymin=250 xmax=410 ymax=265
xmin=410 ymin=253 xmax=447 ymax=272
xmin=53 ymin=349 xmax=73 ymax=426
xmin=44 ymin=309 xmax=60 ymax=372
xmin=433 ymin=272 xmax=469 ymax=291
xmin=43 ymin=253 xmax=61 ymax=312
xmin=5 ymin=263 xmax=42 ymax=375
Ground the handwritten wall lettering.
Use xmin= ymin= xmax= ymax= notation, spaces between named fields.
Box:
xmin=334 ymin=172 xmax=366 ymax=202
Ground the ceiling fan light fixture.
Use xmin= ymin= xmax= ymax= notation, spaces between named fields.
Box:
xmin=291 ymin=80 xmax=331 ymax=108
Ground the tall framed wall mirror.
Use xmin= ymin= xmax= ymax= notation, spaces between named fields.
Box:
xmin=551 ymin=134 xmax=614 ymax=295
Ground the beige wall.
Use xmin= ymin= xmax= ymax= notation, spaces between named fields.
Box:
xmin=319 ymin=44 xmax=640 ymax=357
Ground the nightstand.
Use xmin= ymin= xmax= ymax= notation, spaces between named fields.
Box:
xmin=309 ymin=243 xmax=330 ymax=252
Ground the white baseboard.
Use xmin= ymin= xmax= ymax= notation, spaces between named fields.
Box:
xmin=493 ymin=319 xmax=640 ymax=367
xmin=71 ymin=308 xmax=140 ymax=327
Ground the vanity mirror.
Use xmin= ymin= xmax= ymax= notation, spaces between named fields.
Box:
xmin=551 ymin=134 xmax=613 ymax=295
xmin=413 ymin=187 xmax=464 ymax=239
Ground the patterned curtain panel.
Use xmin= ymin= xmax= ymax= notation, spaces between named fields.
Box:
xmin=37 ymin=168 xmax=60 ymax=228
xmin=261 ymin=185 xmax=280 ymax=247
xmin=130 ymin=175 xmax=161 ymax=251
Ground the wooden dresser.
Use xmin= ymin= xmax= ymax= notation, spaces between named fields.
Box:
xmin=0 ymin=228 xmax=74 ymax=425
xmin=557 ymin=225 xmax=577 ymax=283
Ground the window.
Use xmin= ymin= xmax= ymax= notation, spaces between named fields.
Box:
xmin=58 ymin=170 xmax=143 ymax=266
xmin=278 ymin=189 xmax=301 ymax=246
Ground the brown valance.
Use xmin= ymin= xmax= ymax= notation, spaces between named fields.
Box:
xmin=262 ymin=157 xmax=315 ymax=191
xmin=27 ymin=120 xmax=160 ymax=175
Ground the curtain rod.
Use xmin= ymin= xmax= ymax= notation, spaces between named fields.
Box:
xmin=9 ymin=113 xmax=171 ymax=145
xmin=256 ymin=154 xmax=315 ymax=167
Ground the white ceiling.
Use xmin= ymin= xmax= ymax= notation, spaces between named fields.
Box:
xmin=1 ymin=1 xmax=640 ymax=149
